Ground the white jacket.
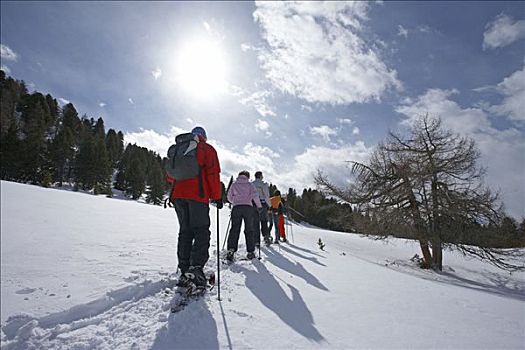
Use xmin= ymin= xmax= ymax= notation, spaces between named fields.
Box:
xmin=252 ymin=178 xmax=271 ymax=205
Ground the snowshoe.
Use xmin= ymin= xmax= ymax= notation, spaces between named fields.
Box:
xmin=226 ymin=250 xmax=235 ymax=262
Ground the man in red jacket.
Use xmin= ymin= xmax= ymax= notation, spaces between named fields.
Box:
xmin=166 ymin=126 xmax=222 ymax=290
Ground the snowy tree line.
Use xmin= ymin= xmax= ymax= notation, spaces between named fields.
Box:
xmin=0 ymin=70 xmax=167 ymax=203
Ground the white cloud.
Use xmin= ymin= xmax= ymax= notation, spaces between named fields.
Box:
xmin=301 ymin=105 xmax=313 ymax=112
xmin=99 ymin=102 xmax=106 ymax=108
xmin=396 ymin=88 xmax=525 ymax=219
xmin=277 ymin=142 xmax=372 ymax=192
xmin=397 ymin=25 xmax=408 ymax=38
xmin=123 ymin=126 xmax=185 ymax=157
xmin=128 ymin=98 xmax=135 ymax=105
xmin=254 ymin=119 xmax=272 ymax=137
xmin=352 ymin=127 xmax=360 ymax=135
xmin=489 ymin=65 xmax=525 ymax=123
xmin=241 ymin=43 xmax=259 ymax=52
xmin=253 ymin=1 xmax=401 ymax=105
xmin=337 ymin=118 xmax=353 ymax=125
xmin=0 ymin=44 xmax=18 ymax=61
xmin=255 ymin=119 xmax=269 ymax=131
xmin=238 ymin=89 xmax=277 ymax=117
xmin=418 ymin=25 xmax=431 ymax=33
xmin=396 ymin=88 xmax=491 ymax=134
xmin=152 ymin=67 xmax=162 ymax=80
xmin=214 ymin=142 xmax=280 ymax=180
xmin=58 ymin=98 xmax=70 ymax=106
xmin=229 ymin=85 xmax=245 ymax=97
xmin=310 ymin=125 xmax=338 ymax=142
xmin=1 ymin=64 xmax=11 ymax=74
xmin=482 ymin=14 xmax=525 ymax=50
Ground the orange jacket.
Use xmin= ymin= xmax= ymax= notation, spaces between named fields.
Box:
xmin=166 ymin=137 xmax=221 ymax=203
xmin=270 ymin=195 xmax=282 ymax=210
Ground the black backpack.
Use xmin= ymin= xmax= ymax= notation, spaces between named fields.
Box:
xmin=165 ymin=133 xmax=200 ymax=181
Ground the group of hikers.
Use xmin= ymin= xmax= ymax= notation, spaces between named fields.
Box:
xmin=225 ymin=169 xmax=287 ymax=261
xmin=165 ymin=126 xmax=288 ymax=290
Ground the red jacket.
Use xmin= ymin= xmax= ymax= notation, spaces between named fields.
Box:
xmin=166 ymin=137 xmax=221 ymax=203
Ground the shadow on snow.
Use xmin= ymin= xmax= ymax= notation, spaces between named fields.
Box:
xmin=264 ymin=247 xmax=329 ymax=291
xmin=151 ymin=297 xmax=219 ymax=350
xmin=237 ymin=261 xmax=326 ymax=343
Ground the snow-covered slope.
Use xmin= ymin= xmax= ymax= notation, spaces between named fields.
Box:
xmin=1 ymin=181 xmax=524 ymax=349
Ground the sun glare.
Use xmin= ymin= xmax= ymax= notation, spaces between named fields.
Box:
xmin=175 ymin=39 xmax=228 ymax=98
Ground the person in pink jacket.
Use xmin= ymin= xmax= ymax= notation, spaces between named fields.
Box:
xmin=226 ymin=170 xmax=262 ymax=261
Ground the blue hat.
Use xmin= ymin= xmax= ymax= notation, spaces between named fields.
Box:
xmin=191 ymin=126 xmax=207 ymax=140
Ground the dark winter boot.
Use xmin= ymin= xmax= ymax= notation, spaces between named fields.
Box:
xmin=185 ymin=266 xmax=207 ymax=289
xmin=176 ymin=273 xmax=191 ymax=288
xmin=264 ymin=236 xmax=272 ymax=246
xmin=226 ymin=249 xmax=235 ymax=262
xmin=246 ymin=252 xmax=256 ymax=260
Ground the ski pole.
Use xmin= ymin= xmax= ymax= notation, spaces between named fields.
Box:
xmin=217 ymin=206 xmax=221 ymax=301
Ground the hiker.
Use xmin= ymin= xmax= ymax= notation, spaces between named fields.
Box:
xmin=270 ymin=190 xmax=287 ymax=243
xmin=226 ymin=170 xmax=262 ymax=261
xmin=251 ymin=171 xmax=272 ymax=246
xmin=166 ymin=126 xmax=223 ymax=289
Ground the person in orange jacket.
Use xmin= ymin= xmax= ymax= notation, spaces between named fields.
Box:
xmin=270 ymin=190 xmax=287 ymax=243
xmin=166 ymin=126 xmax=222 ymax=289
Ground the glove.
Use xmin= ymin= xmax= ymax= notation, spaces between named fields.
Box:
xmin=213 ymin=199 xmax=224 ymax=209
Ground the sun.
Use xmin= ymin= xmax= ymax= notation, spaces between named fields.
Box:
xmin=175 ymin=39 xmax=228 ymax=98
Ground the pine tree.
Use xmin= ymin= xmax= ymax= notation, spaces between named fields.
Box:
xmin=51 ymin=126 xmax=75 ymax=186
xmin=1 ymin=70 xmax=25 ymax=139
xmin=0 ymin=123 xmax=20 ymax=180
xmin=105 ymin=129 xmax=124 ymax=168
xmin=62 ymin=103 xmax=81 ymax=138
xmin=75 ymin=131 xmax=95 ymax=190
xmin=126 ymin=157 xmax=146 ymax=199
xmin=269 ymin=183 xmax=278 ymax=196
xmin=18 ymin=93 xmax=52 ymax=184
xmin=92 ymin=135 xmax=112 ymax=195
xmin=114 ymin=144 xmax=134 ymax=191
xmin=146 ymin=159 xmax=166 ymax=205
xmin=93 ymin=117 xmax=105 ymax=138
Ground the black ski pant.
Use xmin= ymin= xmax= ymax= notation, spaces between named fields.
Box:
xmin=227 ymin=204 xmax=255 ymax=253
xmin=174 ymin=199 xmax=211 ymax=273
xmin=247 ymin=204 xmax=270 ymax=245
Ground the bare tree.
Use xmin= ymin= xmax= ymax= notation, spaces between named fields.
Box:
xmin=316 ymin=115 xmax=524 ymax=271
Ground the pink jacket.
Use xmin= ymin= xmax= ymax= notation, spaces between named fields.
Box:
xmin=227 ymin=175 xmax=262 ymax=208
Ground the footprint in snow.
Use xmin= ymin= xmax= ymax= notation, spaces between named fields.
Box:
xmin=16 ymin=287 xmax=36 ymax=295
xmin=123 ymin=275 xmax=139 ymax=282
xmin=232 ymin=310 xmax=250 ymax=318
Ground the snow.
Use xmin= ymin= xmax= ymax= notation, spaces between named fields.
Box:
xmin=1 ymin=180 xmax=524 ymax=349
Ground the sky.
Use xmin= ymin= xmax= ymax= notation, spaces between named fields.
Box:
xmin=1 ymin=1 xmax=524 ymax=218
